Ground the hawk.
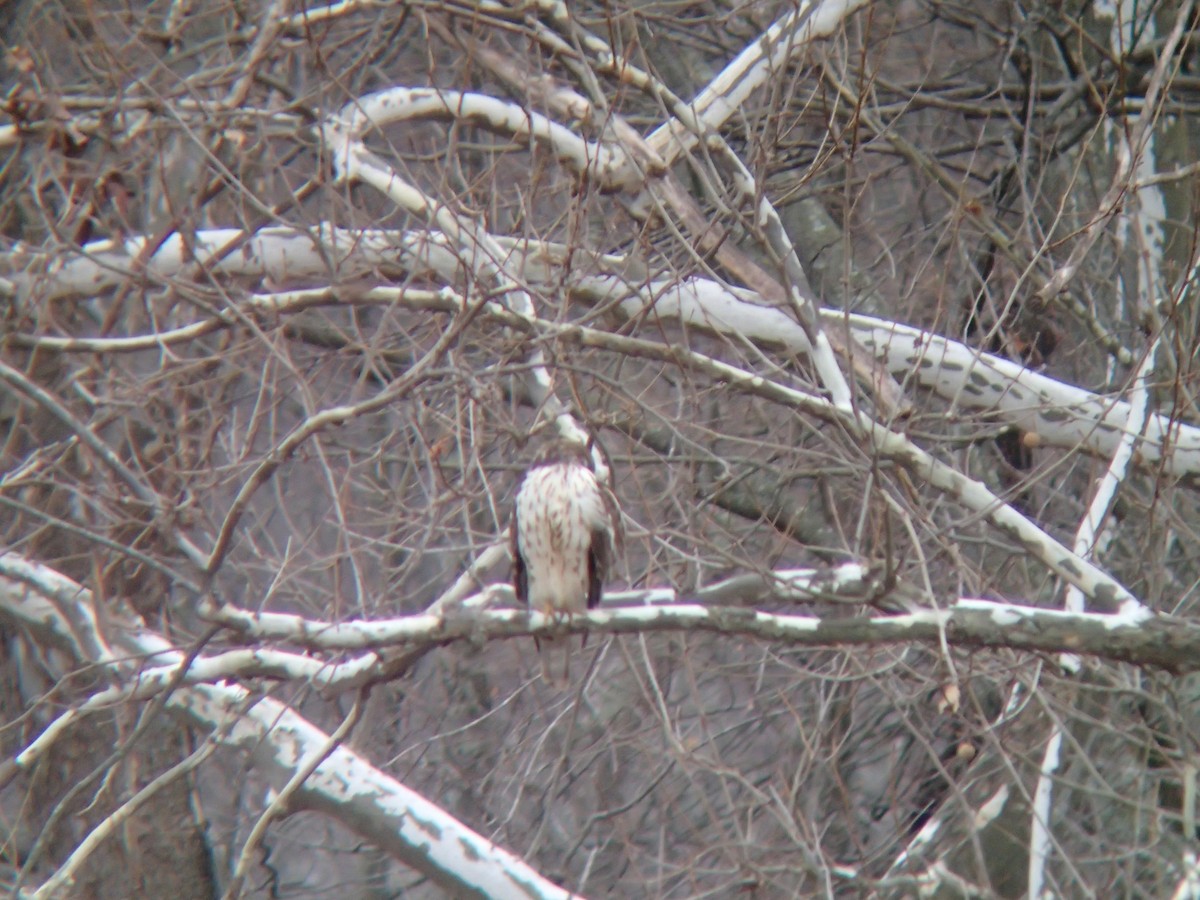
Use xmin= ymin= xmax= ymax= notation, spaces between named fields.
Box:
xmin=511 ymin=437 xmax=621 ymax=686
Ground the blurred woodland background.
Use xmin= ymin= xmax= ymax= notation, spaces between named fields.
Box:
xmin=3 ymin=0 xmax=1200 ymax=897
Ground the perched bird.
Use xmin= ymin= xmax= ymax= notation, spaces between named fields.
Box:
xmin=511 ymin=437 xmax=621 ymax=686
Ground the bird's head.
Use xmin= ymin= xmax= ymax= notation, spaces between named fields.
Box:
xmin=523 ymin=415 xmax=613 ymax=482
xmin=529 ymin=436 xmax=594 ymax=470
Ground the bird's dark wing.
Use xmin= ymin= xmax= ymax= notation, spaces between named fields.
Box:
xmin=586 ymin=540 xmax=607 ymax=610
xmin=510 ymin=503 xmax=528 ymax=607
xmin=586 ymin=482 xmax=622 ymax=610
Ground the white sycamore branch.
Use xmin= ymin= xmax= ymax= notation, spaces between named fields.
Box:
xmin=645 ymin=0 xmax=875 ymax=165
xmin=11 ymin=595 xmax=1191 ymax=739
xmin=0 ymin=555 xmax=1190 ymax=699
xmin=10 ymin=230 xmax=1193 ymax=480
xmin=204 ymin=595 xmax=1186 ymax=671
xmin=202 ymin=562 xmax=885 ymax=649
xmin=0 ymin=554 xmax=574 ymax=900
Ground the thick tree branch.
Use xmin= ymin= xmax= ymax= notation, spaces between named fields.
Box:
xmin=0 ymin=555 xmax=574 ymax=900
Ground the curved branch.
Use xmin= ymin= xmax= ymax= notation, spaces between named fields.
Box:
xmin=327 ymin=87 xmax=628 ymax=187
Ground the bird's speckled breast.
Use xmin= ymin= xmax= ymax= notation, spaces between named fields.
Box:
xmin=515 ymin=462 xmax=606 ymax=614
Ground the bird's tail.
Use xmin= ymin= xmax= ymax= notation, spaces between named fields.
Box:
xmin=536 ymin=635 xmax=573 ymax=688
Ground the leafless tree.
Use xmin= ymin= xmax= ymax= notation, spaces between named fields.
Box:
xmin=2 ymin=0 xmax=1200 ymax=897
